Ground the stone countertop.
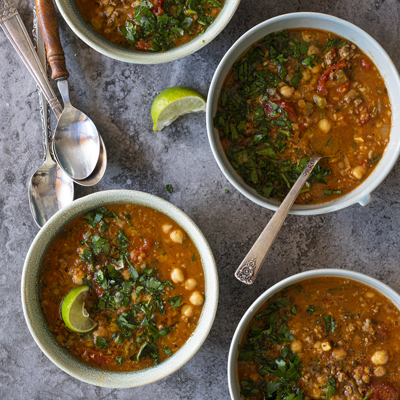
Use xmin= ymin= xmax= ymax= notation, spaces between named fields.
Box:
xmin=1 ymin=0 xmax=400 ymax=398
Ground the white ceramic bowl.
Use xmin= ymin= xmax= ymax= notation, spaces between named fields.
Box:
xmin=56 ymin=0 xmax=241 ymax=64
xmin=227 ymin=269 xmax=400 ymax=399
xmin=206 ymin=13 xmax=400 ymax=215
xmin=21 ymin=190 xmax=218 ymax=388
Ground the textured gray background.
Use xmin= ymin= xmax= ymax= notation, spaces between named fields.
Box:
xmin=1 ymin=0 xmax=400 ymax=399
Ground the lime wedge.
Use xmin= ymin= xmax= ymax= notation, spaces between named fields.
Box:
xmin=61 ymin=285 xmax=97 ymax=333
xmin=151 ymin=86 xmax=206 ymax=131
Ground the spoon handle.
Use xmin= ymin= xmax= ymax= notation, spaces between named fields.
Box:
xmin=235 ymin=155 xmax=321 ymax=285
xmin=35 ymin=0 xmax=69 ymax=81
xmin=0 ymin=0 xmax=63 ymax=118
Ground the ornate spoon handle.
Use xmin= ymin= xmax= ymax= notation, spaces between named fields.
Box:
xmin=0 ymin=0 xmax=62 ymax=118
xmin=235 ymin=155 xmax=322 ymax=285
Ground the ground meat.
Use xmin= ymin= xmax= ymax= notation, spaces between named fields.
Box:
xmin=106 ymin=10 xmax=120 ymax=27
xmin=338 ymin=44 xmax=356 ymax=60
xmin=362 ymin=318 xmax=377 ymax=335
xmin=325 ymin=48 xmax=336 ymax=66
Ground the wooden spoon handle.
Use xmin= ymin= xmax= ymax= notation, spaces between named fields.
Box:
xmin=35 ymin=0 xmax=69 ymax=80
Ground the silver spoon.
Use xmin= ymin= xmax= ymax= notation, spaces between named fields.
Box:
xmin=35 ymin=0 xmax=100 ymax=181
xmin=234 ymin=155 xmax=322 ymax=284
xmin=0 ymin=0 xmax=107 ymax=186
xmin=55 ymin=81 xmax=107 ymax=187
xmin=29 ymin=14 xmax=74 ymax=228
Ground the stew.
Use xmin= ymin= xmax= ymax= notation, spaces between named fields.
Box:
xmin=237 ymin=277 xmax=400 ymax=399
xmin=74 ymin=0 xmax=224 ymax=52
xmin=39 ymin=203 xmax=205 ymax=371
xmin=214 ymin=29 xmax=391 ymax=205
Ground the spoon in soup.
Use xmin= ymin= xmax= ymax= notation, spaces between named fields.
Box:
xmin=234 ymin=129 xmax=341 ymax=285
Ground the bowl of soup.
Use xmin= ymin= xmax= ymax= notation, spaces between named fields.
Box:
xmin=55 ymin=0 xmax=241 ymax=63
xmin=21 ymin=190 xmax=218 ymax=387
xmin=228 ymin=269 xmax=400 ymax=399
xmin=206 ymin=13 xmax=400 ymax=214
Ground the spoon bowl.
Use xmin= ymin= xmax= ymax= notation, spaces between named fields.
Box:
xmin=53 ymin=80 xmax=100 ymax=180
xmin=57 ymin=133 xmax=107 ymax=187
xmin=29 ymin=157 xmax=74 ymax=228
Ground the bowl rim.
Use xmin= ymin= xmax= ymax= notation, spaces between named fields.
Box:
xmin=227 ymin=268 xmax=400 ymax=399
xmin=206 ymin=12 xmax=400 ymax=215
xmin=55 ymin=0 xmax=241 ymax=64
xmin=21 ymin=189 xmax=219 ymax=388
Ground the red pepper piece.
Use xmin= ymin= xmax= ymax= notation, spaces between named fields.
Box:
xmin=136 ymin=39 xmax=152 ymax=51
xmin=150 ymin=0 xmax=164 ymax=15
xmin=336 ymin=81 xmax=350 ymax=94
xmin=317 ymin=60 xmax=346 ymax=96
xmin=365 ymin=380 xmax=399 ymax=400
xmin=264 ymin=99 xmax=297 ymax=121
xmin=361 ymin=57 xmax=371 ymax=70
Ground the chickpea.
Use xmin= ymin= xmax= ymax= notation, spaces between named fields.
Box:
xmin=371 ymin=350 xmax=389 ymax=365
xmin=301 ymin=70 xmax=312 ymax=83
xmin=121 ymin=268 xmax=130 ymax=280
xmin=332 ymin=348 xmax=347 ymax=360
xmin=302 ymin=30 xmax=315 ymax=42
xmin=307 ymin=45 xmax=319 ymax=56
xmin=290 ymin=340 xmax=303 ymax=353
xmin=184 ymin=278 xmax=197 ymax=291
xmin=170 ymin=229 xmax=184 ymax=244
xmin=91 ymin=17 xmax=103 ymax=29
xmin=318 ymin=118 xmax=332 ymax=133
xmin=311 ymin=64 xmax=321 ymax=74
xmin=298 ymin=100 xmax=306 ymax=108
xmin=181 ymin=304 xmax=194 ymax=318
xmin=352 ymin=165 xmax=366 ymax=180
xmin=72 ymin=269 xmax=85 ymax=285
xmin=280 ymin=85 xmax=295 ymax=98
xmin=190 ymin=291 xmax=204 ymax=306
xmin=364 ymin=291 xmax=375 ymax=299
xmin=374 ymin=366 xmax=387 ymax=377
xmin=171 ymin=268 xmax=184 ymax=283
xmin=321 ymin=342 xmax=331 ymax=351
xmin=162 ymin=224 xmax=173 ymax=233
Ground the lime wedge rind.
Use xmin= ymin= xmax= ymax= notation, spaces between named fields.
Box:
xmin=61 ymin=285 xmax=97 ymax=333
xmin=151 ymin=86 xmax=207 ymax=131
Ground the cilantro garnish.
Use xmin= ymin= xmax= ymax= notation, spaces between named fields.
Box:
xmin=324 ymin=316 xmax=335 ymax=335
xmin=322 ymin=376 xmax=337 ymax=399
xmin=306 ymin=305 xmax=315 ymax=316
xmin=95 ymin=337 xmax=109 ymax=349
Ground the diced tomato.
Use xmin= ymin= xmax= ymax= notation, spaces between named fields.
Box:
xmin=317 ymin=60 xmax=346 ymax=96
xmin=365 ymin=380 xmax=399 ymax=400
xmin=136 ymin=39 xmax=152 ymax=51
xmin=95 ymin=284 xmax=105 ymax=297
xmin=336 ymin=81 xmax=350 ymax=93
xmin=81 ymin=349 xmax=114 ymax=367
xmin=131 ymin=237 xmax=154 ymax=261
xmin=149 ymin=0 xmax=164 ymax=15
xmin=361 ymin=57 xmax=371 ymax=70
xmin=263 ymin=99 xmax=297 ymax=121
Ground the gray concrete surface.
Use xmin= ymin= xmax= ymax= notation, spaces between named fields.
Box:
xmin=1 ymin=0 xmax=400 ymax=398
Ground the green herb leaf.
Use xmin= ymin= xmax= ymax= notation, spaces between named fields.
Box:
xmin=95 ymin=337 xmax=109 ymax=349
xmin=322 ymin=376 xmax=337 ymax=399
xmin=324 ymin=315 xmax=336 ymax=336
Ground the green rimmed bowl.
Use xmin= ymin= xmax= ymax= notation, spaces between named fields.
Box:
xmin=21 ymin=190 xmax=218 ymax=388
xmin=55 ymin=0 xmax=241 ymax=64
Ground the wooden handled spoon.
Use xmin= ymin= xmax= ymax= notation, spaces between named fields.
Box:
xmin=35 ymin=0 xmax=102 ymax=181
